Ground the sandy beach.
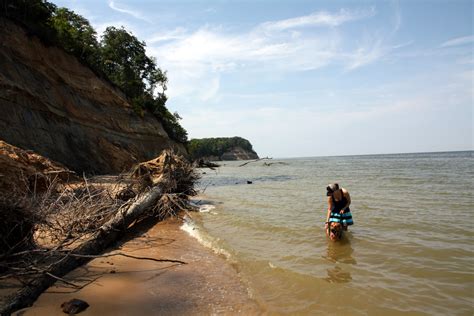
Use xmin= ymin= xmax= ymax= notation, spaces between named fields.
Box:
xmin=12 ymin=216 xmax=261 ymax=315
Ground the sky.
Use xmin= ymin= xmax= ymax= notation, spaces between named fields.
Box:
xmin=51 ymin=0 xmax=473 ymax=158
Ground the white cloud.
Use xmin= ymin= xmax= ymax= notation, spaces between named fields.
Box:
xmin=108 ymin=0 xmax=151 ymax=23
xmin=344 ymin=5 xmax=406 ymax=71
xmin=260 ymin=8 xmax=376 ymax=31
xmin=346 ymin=38 xmax=385 ymax=70
xmin=343 ymin=31 xmax=408 ymax=70
xmin=163 ymin=62 xmax=221 ymax=102
xmin=440 ymin=35 xmax=474 ymax=48
xmin=92 ymin=20 xmax=138 ymax=37
xmin=150 ymin=23 xmax=339 ymax=99
xmin=147 ymin=8 xmax=401 ymax=100
xmin=203 ymin=7 xmax=217 ymax=14
xmin=147 ymin=27 xmax=187 ymax=44
xmin=391 ymin=0 xmax=402 ymax=34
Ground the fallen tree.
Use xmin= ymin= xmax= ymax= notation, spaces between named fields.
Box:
xmin=238 ymin=157 xmax=272 ymax=167
xmin=0 ymin=150 xmax=198 ymax=315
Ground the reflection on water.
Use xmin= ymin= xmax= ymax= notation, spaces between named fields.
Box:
xmin=323 ymin=235 xmax=356 ymax=283
xmin=325 ymin=266 xmax=352 ymax=283
xmin=323 ymin=233 xmax=356 ymax=264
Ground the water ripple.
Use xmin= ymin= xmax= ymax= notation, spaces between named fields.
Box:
xmin=197 ymin=152 xmax=474 ymax=315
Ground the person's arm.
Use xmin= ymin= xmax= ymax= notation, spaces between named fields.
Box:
xmin=325 ymin=197 xmax=333 ymax=228
xmin=341 ymin=189 xmax=351 ymax=212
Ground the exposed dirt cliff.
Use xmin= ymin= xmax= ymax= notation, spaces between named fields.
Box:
xmin=220 ymin=146 xmax=259 ymax=161
xmin=0 ymin=18 xmax=186 ymax=174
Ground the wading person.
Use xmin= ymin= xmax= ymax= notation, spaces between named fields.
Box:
xmin=325 ymin=183 xmax=353 ymax=239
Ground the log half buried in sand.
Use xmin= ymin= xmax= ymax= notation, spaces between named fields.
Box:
xmin=1 ymin=185 xmax=163 ymax=315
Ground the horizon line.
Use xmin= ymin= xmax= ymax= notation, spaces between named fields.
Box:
xmin=270 ymin=149 xmax=473 ymax=160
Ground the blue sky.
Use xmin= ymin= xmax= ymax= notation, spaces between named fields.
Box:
xmin=52 ymin=0 xmax=472 ymax=157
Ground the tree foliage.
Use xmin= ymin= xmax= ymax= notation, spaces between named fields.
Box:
xmin=0 ymin=0 xmax=57 ymax=41
xmin=0 ymin=0 xmax=187 ymax=143
xmin=187 ymin=137 xmax=256 ymax=160
xmin=101 ymin=27 xmax=166 ymax=98
xmin=50 ymin=8 xmax=99 ymax=66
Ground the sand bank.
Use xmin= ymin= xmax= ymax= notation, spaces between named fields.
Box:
xmin=13 ymin=217 xmax=261 ymax=315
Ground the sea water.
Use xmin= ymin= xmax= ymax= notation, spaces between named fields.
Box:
xmin=185 ymin=151 xmax=473 ymax=315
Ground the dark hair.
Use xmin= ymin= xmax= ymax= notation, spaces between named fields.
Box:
xmin=326 ymin=183 xmax=339 ymax=196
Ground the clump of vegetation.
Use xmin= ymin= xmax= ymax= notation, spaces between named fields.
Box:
xmin=187 ymin=137 xmax=257 ymax=160
xmin=0 ymin=0 xmax=187 ymax=143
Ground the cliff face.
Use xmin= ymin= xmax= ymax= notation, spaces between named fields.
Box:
xmin=220 ymin=147 xmax=259 ymax=161
xmin=0 ymin=19 xmax=186 ymax=174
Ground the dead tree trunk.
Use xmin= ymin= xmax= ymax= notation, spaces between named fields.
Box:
xmin=1 ymin=186 xmax=164 ymax=315
xmin=238 ymin=157 xmax=272 ymax=167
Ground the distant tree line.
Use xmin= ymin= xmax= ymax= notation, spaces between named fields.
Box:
xmin=187 ymin=137 xmax=256 ymax=160
xmin=0 ymin=0 xmax=187 ymax=143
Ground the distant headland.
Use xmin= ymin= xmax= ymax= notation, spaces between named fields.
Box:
xmin=188 ymin=137 xmax=259 ymax=161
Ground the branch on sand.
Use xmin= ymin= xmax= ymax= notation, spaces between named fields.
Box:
xmin=0 ymin=150 xmax=198 ymax=315
xmin=62 ymin=252 xmax=187 ymax=265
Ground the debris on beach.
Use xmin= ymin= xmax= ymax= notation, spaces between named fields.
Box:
xmin=0 ymin=147 xmax=198 ymax=315
xmin=61 ymin=298 xmax=89 ymax=314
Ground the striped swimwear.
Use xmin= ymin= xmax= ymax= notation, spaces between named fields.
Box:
xmin=329 ymin=194 xmax=354 ymax=226
xmin=329 ymin=209 xmax=354 ymax=226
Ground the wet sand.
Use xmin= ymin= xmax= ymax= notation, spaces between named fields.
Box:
xmin=14 ymin=217 xmax=261 ymax=315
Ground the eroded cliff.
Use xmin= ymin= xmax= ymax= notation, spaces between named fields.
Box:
xmin=220 ymin=147 xmax=259 ymax=161
xmin=0 ymin=18 xmax=186 ymax=174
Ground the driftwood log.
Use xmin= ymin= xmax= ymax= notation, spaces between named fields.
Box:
xmin=238 ymin=157 xmax=272 ymax=167
xmin=196 ymin=159 xmax=220 ymax=170
xmin=0 ymin=185 xmax=174 ymax=315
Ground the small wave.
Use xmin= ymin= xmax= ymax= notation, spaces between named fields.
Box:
xmin=180 ymin=216 xmax=232 ymax=259
xmin=189 ymin=201 xmax=218 ymax=214
xmin=198 ymin=204 xmax=216 ymax=213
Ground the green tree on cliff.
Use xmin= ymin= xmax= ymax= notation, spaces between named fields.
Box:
xmin=187 ymin=137 xmax=256 ymax=160
xmin=100 ymin=27 xmax=166 ymax=99
xmin=50 ymin=8 xmax=100 ymax=67
xmin=100 ymin=27 xmax=187 ymax=143
xmin=0 ymin=0 xmax=57 ymax=41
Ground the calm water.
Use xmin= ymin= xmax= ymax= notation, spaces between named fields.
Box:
xmin=185 ymin=151 xmax=473 ymax=315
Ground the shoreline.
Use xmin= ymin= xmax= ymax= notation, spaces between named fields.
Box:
xmin=13 ymin=216 xmax=261 ymax=315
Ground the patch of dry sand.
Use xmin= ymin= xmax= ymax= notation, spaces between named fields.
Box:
xmin=14 ymin=218 xmax=261 ymax=315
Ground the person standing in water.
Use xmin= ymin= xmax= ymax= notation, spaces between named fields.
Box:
xmin=325 ymin=183 xmax=354 ymax=232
